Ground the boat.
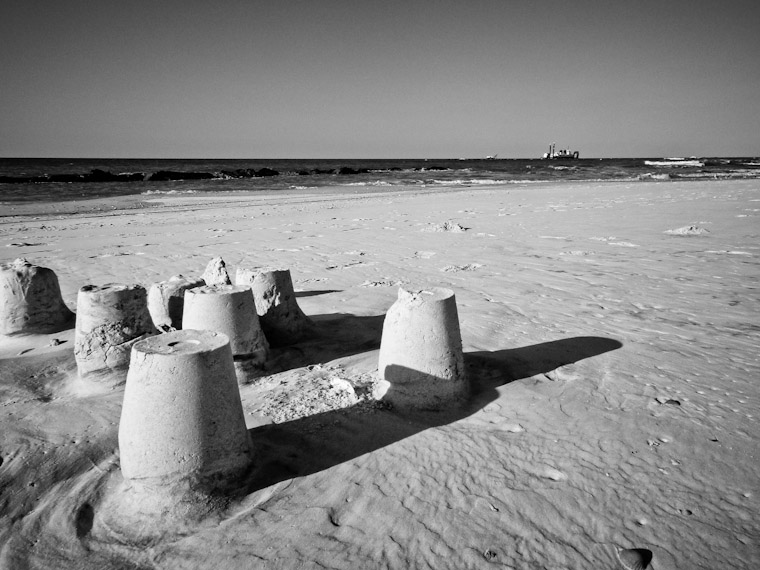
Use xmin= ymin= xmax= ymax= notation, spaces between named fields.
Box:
xmin=542 ymin=143 xmax=579 ymax=159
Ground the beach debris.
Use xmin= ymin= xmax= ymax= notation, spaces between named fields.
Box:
xmin=375 ymin=286 xmax=469 ymax=410
xmin=147 ymin=274 xmax=205 ymax=331
xmin=441 ymin=263 xmax=482 ymax=272
xmin=119 ymin=330 xmax=252 ymax=491
xmin=616 ymin=547 xmax=653 ymax=570
xmin=235 ymin=267 xmax=313 ymax=346
xmin=423 ymin=220 xmax=469 ymax=233
xmin=74 ymin=283 xmax=156 ymax=381
xmin=183 ymin=284 xmax=269 ymax=383
xmin=48 ymin=338 xmax=63 ymax=346
xmin=483 ymin=549 xmax=498 ymax=562
xmin=655 ymin=396 xmax=681 ymax=406
xmin=0 ymin=258 xmax=74 ymax=335
xmin=665 ymin=225 xmax=710 ymax=236
xmin=202 ymin=256 xmax=231 ymax=286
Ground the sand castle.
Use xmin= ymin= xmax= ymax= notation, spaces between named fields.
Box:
xmin=0 ymin=258 xmax=74 ymax=335
xmin=74 ymin=283 xmax=156 ymax=379
xmin=119 ymin=329 xmax=253 ymax=490
xmin=147 ymin=274 xmax=205 ymax=331
xmin=376 ymin=286 xmax=469 ymax=410
xmin=183 ymin=284 xmax=269 ymax=379
xmin=235 ymin=267 xmax=312 ymax=346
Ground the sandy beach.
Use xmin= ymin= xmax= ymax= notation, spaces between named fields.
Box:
xmin=1 ymin=179 xmax=758 ymax=569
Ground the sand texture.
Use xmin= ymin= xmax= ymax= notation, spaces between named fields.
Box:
xmin=1 ymin=180 xmax=758 ymax=569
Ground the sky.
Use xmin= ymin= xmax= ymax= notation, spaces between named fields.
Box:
xmin=2 ymin=0 xmax=759 ymax=158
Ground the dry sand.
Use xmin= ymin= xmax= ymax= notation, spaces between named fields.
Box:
xmin=1 ymin=179 xmax=758 ymax=569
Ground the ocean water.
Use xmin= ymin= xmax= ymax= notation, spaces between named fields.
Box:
xmin=1 ymin=157 xmax=759 ymax=204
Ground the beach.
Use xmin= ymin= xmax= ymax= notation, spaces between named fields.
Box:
xmin=1 ymin=178 xmax=758 ymax=569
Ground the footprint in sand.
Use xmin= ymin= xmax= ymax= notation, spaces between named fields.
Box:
xmin=616 ymin=547 xmax=653 ymax=570
xmin=414 ymin=250 xmax=436 ymax=259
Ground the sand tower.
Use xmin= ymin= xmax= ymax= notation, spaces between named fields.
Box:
xmin=118 ymin=330 xmax=253 ymax=490
xmin=0 ymin=258 xmax=74 ymax=335
xmin=183 ymin=284 xmax=269 ymax=379
xmin=74 ymin=283 xmax=156 ymax=379
xmin=147 ymin=274 xmax=205 ymax=331
xmin=376 ymin=286 xmax=469 ymax=410
xmin=235 ymin=267 xmax=312 ymax=346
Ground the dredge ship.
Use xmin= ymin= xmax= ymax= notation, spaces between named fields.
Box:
xmin=542 ymin=143 xmax=579 ymax=159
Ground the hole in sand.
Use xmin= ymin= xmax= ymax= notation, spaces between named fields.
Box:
xmin=75 ymin=503 xmax=94 ymax=539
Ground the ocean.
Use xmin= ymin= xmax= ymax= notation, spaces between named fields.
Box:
xmin=2 ymin=157 xmax=759 ymax=204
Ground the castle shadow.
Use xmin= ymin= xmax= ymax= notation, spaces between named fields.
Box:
xmin=264 ymin=312 xmax=385 ymax=373
xmin=295 ymin=289 xmax=342 ymax=298
xmin=244 ymin=335 xmax=622 ymax=492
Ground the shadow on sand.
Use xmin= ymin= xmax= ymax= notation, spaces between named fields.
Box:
xmin=264 ymin=312 xmax=386 ymax=373
xmin=244 ymin=335 xmax=622 ymax=492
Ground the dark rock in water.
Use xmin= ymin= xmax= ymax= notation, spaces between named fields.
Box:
xmin=254 ymin=168 xmax=279 ymax=177
xmin=84 ymin=169 xmax=120 ymax=182
xmin=148 ymin=170 xmax=215 ymax=181
xmin=0 ymin=175 xmax=33 ymax=184
xmin=220 ymin=169 xmax=256 ymax=178
xmin=48 ymin=173 xmax=85 ymax=183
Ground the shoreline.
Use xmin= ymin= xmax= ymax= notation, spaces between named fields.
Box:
xmin=1 ymin=177 xmax=754 ymax=221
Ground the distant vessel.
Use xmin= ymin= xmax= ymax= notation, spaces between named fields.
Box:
xmin=485 ymin=154 xmax=498 ymax=160
xmin=542 ymin=143 xmax=579 ymax=159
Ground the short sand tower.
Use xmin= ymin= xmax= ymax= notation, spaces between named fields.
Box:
xmin=183 ymin=284 xmax=269 ymax=379
xmin=147 ymin=274 xmax=205 ymax=331
xmin=0 ymin=258 xmax=74 ymax=335
xmin=74 ymin=283 xmax=156 ymax=379
xmin=235 ymin=267 xmax=312 ymax=346
xmin=376 ymin=286 xmax=469 ymax=410
xmin=118 ymin=330 xmax=253 ymax=490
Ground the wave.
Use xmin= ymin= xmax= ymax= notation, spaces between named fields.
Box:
xmin=644 ymin=160 xmax=705 ymax=167
xmin=142 ymin=189 xmax=198 ymax=195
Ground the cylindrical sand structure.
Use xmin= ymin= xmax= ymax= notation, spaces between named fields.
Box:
xmin=376 ymin=286 xmax=469 ymax=410
xmin=118 ymin=330 xmax=253 ymax=488
xmin=182 ymin=284 xmax=268 ymax=365
xmin=74 ymin=283 xmax=156 ymax=379
xmin=235 ymin=267 xmax=312 ymax=346
xmin=0 ymin=258 xmax=74 ymax=335
xmin=147 ymin=274 xmax=205 ymax=331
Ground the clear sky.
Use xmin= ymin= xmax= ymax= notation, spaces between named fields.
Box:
xmin=2 ymin=0 xmax=759 ymax=158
